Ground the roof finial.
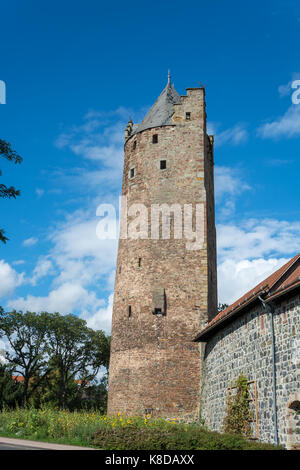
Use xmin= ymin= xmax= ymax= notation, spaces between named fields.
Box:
xmin=168 ymin=70 xmax=171 ymax=85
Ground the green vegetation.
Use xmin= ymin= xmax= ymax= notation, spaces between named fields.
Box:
xmin=224 ymin=374 xmax=253 ymax=436
xmin=0 ymin=139 xmax=22 ymax=243
xmin=0 ymin=408 xmax=282 ymax=450
xmin=0 ymin=309 xmax=110 ymax=410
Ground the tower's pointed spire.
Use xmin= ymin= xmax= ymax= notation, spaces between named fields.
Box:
xmin=132 ymin=74 xmax=181 ymax=135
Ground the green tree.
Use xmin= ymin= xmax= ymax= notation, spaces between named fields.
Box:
xmin=0 ymin=309 xmax=51 ymax=405
xmin=82 ymin=375 xmax=108 ymax=412
xmin=0 ymin=363 xmax=22 ymax=408
xmin=0 ymin=139 xmax=22 ymax=243
xmin=0 ymin=309 xmax=110 ymax=409
xmin=46 ymin=313 xmax=110 ymax=409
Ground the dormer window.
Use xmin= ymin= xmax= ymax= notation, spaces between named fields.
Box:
xmin=186 ymin=112 xmax=191 ymax=120
xmin=152 ymin=134 xmax=158 ymax=144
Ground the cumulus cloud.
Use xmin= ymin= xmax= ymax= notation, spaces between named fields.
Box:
xmin=8 ymin=207 xmax=118 ymax=332
xmin=23 ymin=237 xmax=38 ymax=247
xmin=12 ymin=260 xmax=25 ymax=266
xmin=207 ymin=122 xmax=248 ymax=147
xmin=81 ymin=293 xmax=114 ymax=333
xmin=0 ymin=260 xmax=25 ymax=297
xmin=214 ymin=166 xmax=251 ymax=217
xmin=7 ymin=282 xmax=105 ymax=316
xmin=218 ymin=257 xmax=290 ymax=305
xmin=217 ymin=219 xmax=300 ymax=263
xmin=217 ymin=218 xmax=300 ymax=304
xmin=257 ymin=104 xmax=300 ymax=139
xmin=48 ymin=211 xmax=118 ymax=287
xmin=31 ymin=257 xmax=54 ymax=285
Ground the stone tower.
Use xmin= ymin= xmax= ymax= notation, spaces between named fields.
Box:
xmin=107 ymin=76 xmax=217 ymax=419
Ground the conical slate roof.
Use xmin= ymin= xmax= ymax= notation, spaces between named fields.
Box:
xmin=133 ymin=79 xmax=181 ymax=135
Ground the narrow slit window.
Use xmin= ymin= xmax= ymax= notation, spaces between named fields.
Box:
xmin=133 ymin=141 xmax=136 ymax=150
xmin=186 ymin=112 xmax=191 ymax=120
xmin=160 ymin=160 xmax=167 ymax=170
xmin=152 ymin=287 xmax=166 ymax=315
xmin=152 ymin=134 xmax=158 ymax=144
xmin=138 ymin=257 xmax=141 ymax=267
xmin=130 ymin=168 xmax=135 ymax=178
xmin=128 ymin=305 xmax=132 ymax=317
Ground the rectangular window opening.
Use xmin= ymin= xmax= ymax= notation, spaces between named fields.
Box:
xmin=138 ymin=257 xmax=141 ymax=267
xmin=186 ymin=112 xmax=191 ymax=120
xmin=154 ymin=308 xmax=162 ymax=315
xmin=152 ymin=134 xmax=158 ymax=144
xmin=133 ymin=141 xmax=136 ymax=150
xmin=160 ymin=160 xmax=167 ymax=170
xmin=130 ymin=168 xmax=135 ymax=178
xmin=128 ymin=305 xmax=132 ymax=317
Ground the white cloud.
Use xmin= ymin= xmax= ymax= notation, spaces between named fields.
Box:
xmin=7 ymin=281 xmax=104 ymax=316
xmin=257 ymin=104 xmax=300 ymax=139
xmin=218 ymin=257 xmax=289 ymax=305
xmin=23 ymin=237 xmax=38 ymax=247
xmin=215 ymin=166 xmax=250 ymax=199
xmin=0 ymin=260 xmax=25 ymax=297
xmin=214 ymin=166 xmax=251 ymax=217
xmin=208 ymin=122 xmax=248 ymax=147
xmin=217 ymin=219 xmax=300 ymax=263
xmin=217 ymin=218 xmax=300 ymax=304
xmin=49 ymin=212 xmax=118 ymax=288
xmin=81 ymin=292 xmax=114 ymax=333
xmin=31 ymin=257 xmax=54 ymax=285
xmin=0 ymin=340 xmax=7 ymax=364
xmin=8 ymin=209 xmax=118 ymax=332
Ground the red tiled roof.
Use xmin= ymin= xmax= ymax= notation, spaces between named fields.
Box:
xmin=195 ymin=253 xmax=300 ymax=340
xmin=12 ymin=375 xmax=24 ymax=382
xmin=11 ymin=376 xmax=90 ymax=386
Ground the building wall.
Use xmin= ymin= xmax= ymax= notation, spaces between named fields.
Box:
xmin=201 ymin=292 xmax=300 ymax=446
xmin=107 ymin=88 xmax=217 ymax=419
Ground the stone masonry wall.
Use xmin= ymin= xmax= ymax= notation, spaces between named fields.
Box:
xmin=108 ymin=88 xmax=217 ymax=419
xmin=201 ymin=292 xmax=300 ymax=447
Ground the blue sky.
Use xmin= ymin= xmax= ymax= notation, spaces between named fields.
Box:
xmin=0 ymin=0 xmax=300 ymax=332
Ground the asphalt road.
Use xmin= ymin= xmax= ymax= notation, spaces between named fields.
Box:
xmin=0 ymin=436 xmax=94 ymax=450
xmin=0 ymin=442 xmax=46 ymax=450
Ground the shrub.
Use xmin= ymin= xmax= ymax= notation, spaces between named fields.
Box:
xmin=93 ymin=418 xmax=282 ymax=450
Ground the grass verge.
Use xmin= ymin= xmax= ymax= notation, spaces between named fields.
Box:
xmin=0 ymin=408 xmax=283 ymax=450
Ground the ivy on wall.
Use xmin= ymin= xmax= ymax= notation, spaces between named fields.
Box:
xmin=224 ymin=375 xmax=254 ymax=437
